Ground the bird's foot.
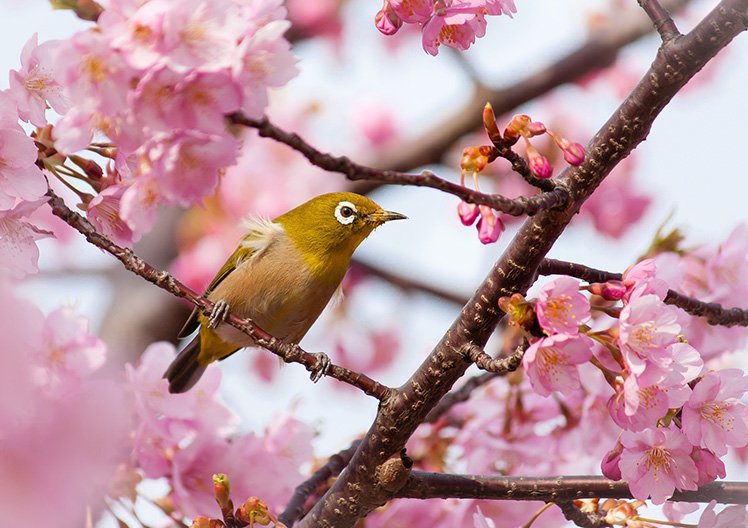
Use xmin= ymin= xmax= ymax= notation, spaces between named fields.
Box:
xmin=309 ymin=352 xmax=331 ymax=383
xmin=208 ymin=299 xmax=230 ymax=328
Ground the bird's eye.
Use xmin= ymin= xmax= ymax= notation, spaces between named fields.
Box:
xmin=334 ymin=201 xmax=357 ymax=225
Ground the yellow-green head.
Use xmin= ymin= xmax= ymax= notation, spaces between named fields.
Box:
xmin=276 ymin=192 xmax=406 ymax=278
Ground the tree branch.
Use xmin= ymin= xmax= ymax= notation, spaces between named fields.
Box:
xmin=229 ymin=112 xmax=571 ymax=217
xmin=45 ymin=189 xmax=393 ymax=400
xmin=279 ymin=441 xmax=361 ymax=527
xmin=539 ymin=258 xmax=748 ymax=327
xmin=556 ymin=501 xmax=609 ymax=528
xmin=462 ymin=340 xmax=526 ymax=375
xmin=398 ymin=472 xmax=748 ymax=504
xmin=298 ymin=2 xmax=748 ymax=526
xmin=372 ymin=0 xmax=693 ymax=172
xmin=638 ymin=0 xmax=681 ymax=41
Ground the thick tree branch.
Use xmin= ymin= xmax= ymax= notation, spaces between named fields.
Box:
xmin=539 ymin=258 xmax=748 ymax=327
xmin=45 ymin=189 xmax=393 ymax=400
xmin=298 ymin=3 xmax=748 ymax=526
xmin=229 ymin=112 xmax=570 ymax=217
xmin=397 ymin=472 xmax=748 ymax=504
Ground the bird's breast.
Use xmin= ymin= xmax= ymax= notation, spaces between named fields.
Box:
xmin=208 ymin=234 xmax=345 ymax=347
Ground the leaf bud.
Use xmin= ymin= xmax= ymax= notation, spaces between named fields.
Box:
xmin=482 ymin=102 xmax=502 ymax=143
xmin=212 ymin=474 xmax=231 ymax=511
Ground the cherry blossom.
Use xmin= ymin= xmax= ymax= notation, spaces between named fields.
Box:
xmin=8 ymin=33 xmax=69 ymax=127
xmin=619 ymin=427 xmax=698 ymax=504
xmin=0 ymin=199 xmax=52 ymax=278
xmin=523 ymin=333 xmax=594 ymax=397
xmin=698 ymin=501 xmax=748 ymax=528
xmin=535 ymin=276 xmax=591 ymax=335
xmin=682 ymin=369 xmax=748 ymax=455
xmin=618 ymin=293 xmax=681 ymax=374
xmin=0 ymin=127 xmax=47 ymax=210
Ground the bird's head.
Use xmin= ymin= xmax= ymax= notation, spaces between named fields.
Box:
xmin=277 ymin=192 xmax=406 ymax=275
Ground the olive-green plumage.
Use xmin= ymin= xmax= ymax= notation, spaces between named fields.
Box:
xmin=164 ymin=192 xmax=406 ymax=393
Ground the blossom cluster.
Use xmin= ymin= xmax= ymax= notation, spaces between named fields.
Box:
xmin=522 ymin=257 xmax=748 ymax=505
xmin=6 ymin=0 xmax=297 ymax=248
xmin=0 ymin=283 xmax=128 ymax=527
xmin=125 ymin=342 xmax=315 ymax=521
xmin=375 ymin=0 xmax=517 ymax=55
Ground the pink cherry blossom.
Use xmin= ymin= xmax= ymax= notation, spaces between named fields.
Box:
xmin=705 ymin=224 xmax=748 ymax=306
xmin=691 ymin=447 xmax=726 ymax=486
xmin=0 ymin=199 xmax=52 ymax=279
xmin=698 ymin=501 xmax=748 ymax=528
xmin=147 ymin=131 xmax=240 ymax=206
xmin=622 ymin=258 xmax=669 ymax=301
xmin=34 ymin=305 xmax=106 ymax=391
xmin=682 ymin=369 xmax=748 ymax=455
xmin=535 ymin=276 xmax=591 ymax=335
xmin=607 ymin=374 xmax=690 ymax=432
xmin=86 ymin=184 xmax=137 ymax=246
xmin=120 ymin=175 xmax=163 ymax=235
xmin=619 ymin=427 xmax=698 ymax=504
xmin=523 ymin=334 xmax=594 ymax=397
xmin=390 ymin=0 xmax=434 ymax=24
xmin=232 ymin=19 xmax=298 ymax=119
xmin=601 ymin=441 xmax=623 ymax=480
xmin=0 ymin=128 xmax=47 ymax=210
xmin=8 ymin=33 xmax=69 ymax=127
xmin=618 ymin=293 xmax=680 ymax=374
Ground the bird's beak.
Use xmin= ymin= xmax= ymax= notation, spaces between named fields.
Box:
xmin=366 ymin=210 xmax=408 ymax=225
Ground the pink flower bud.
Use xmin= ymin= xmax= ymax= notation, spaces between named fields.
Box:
xmin=527 ymin=121 xmax=546 ymax=137
xmin=457 ymin=201 xmax=479 ymax=226
xmin=476 ymin=206 xmax=504 ymax=244
xmin=527 ymin=145 xmax=553 ymax=179
xmin=562 ymin=141 xmax=585 ymax=166
xmin=589 ymin=280 xmax=627 ymax=301
xmin=375 ymin=3 xmax=402 ymax=35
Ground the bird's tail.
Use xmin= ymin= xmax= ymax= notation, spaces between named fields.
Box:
xmin=164 ymin=336 xmax=206 ymax=393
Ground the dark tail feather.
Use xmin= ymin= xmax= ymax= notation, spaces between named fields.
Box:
xmin=164 ymin=336 xmax=206 ymax=393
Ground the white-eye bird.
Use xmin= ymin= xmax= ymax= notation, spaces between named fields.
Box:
xmin=164 ymin=192 xmax=406 ymax=393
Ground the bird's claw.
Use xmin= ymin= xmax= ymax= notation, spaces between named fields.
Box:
xmin=208 ymin=299 xmax=230 ymax=328
xmin=309 ymin=352 xmax=331 ymax=383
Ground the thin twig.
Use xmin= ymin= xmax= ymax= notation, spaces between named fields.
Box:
xmin=461 ymin=340 xmax=526 ymax=375
xmin=638 ymin=0 xmax=681 ymax=40
xmin=556 ymin=501 xmax=609 ymax=528
xmin=539 ymin=258 xmax=748 ymax=327
xmin=279 ymin=441 xmax=361 ymax=526
xmin=229 ymin=113 xmax=570 ymax=217
xmin=46 ymin=188 xmax=393 ymax=400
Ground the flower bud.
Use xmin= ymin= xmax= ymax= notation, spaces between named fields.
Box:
xmin=457 ymin=201 xmax=479 ymax=226
xmin=482 ymin=102 xmax=502 ymax=143
xmin=212 ymin=474 xmax=231 ymax=511
xmin=476 ymin=206 xmax=504 ymax=244
xmin=375 ymin=2 xmax=402 ymax=35
xmin=236 ymin=497 xmax=275 ymax=526
xmin=459 ymin=146 xmax=494 ymax=174
xmin=191 ymin=516 xmax=225 ymax=528
xmin=562 ymin=141 xmax=585 ymax=166
xmin=526 ymin=145 xmax=553 ymax=179
xmin=498 ymin=293 xmax=535 ymax=329
xmin=502 ymin=114 xmax=531 ymax=145
xmin=527 ymin=121 xmax=546 ymax=137
xmin=589 ymin=280 xmax=626 ymax=301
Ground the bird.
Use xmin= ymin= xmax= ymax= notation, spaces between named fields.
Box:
xmin=164 ymin=192 xmax=407 ymax=393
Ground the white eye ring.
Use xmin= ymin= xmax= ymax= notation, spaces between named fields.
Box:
xmin=334 ymin=201 xmax=357 ymax=225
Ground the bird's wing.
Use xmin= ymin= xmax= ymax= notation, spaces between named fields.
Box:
xmin=177 ymin=218 xmax=283 ymax=339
